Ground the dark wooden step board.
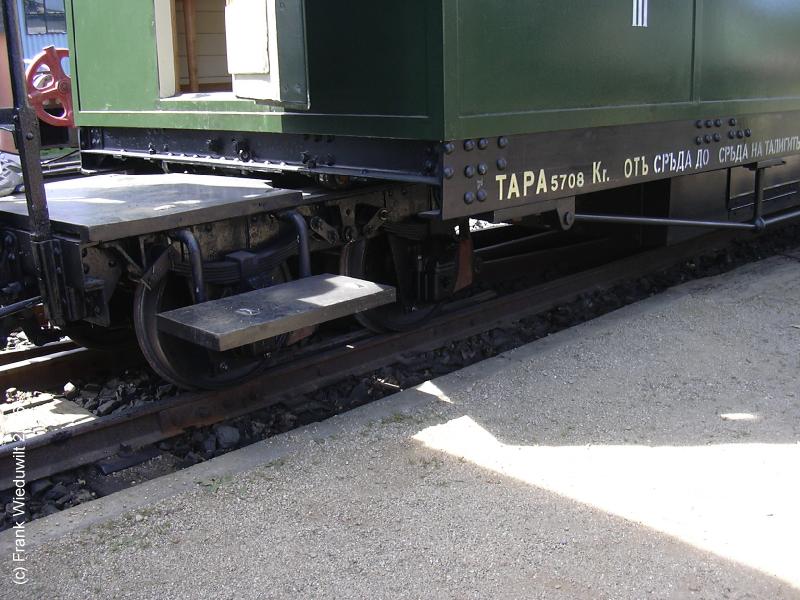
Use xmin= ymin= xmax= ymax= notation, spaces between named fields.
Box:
xmin=157 ymin=275 xmax=395 ymax=352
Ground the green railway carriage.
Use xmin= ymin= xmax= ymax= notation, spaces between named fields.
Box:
xmin=68 ymin=0 xmax=800 ymax=220
xmin=1 ymin=0 xmax=800 ymax=388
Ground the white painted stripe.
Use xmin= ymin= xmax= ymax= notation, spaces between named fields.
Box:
xmin=632 ymin=0 xmax=649 ymax=28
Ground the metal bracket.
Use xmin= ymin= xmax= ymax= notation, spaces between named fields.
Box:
xmin=31 ymin=239 xmax=65 ymax=324
xmin=747 ymin=158 xmax=787 ymax=229
xmin=309 ymin=216 xmax=340 ymax=245
xmin=363 ymin=208 xmax=389 ymax=237
xmin=339 ymin=201 xmax=357 ymax=242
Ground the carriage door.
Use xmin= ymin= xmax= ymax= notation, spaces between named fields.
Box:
xmin=224 ymin=0 xmax=309 ymax=108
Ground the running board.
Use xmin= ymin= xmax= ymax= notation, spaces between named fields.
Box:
xmin=157 ymin=275 xmax=395 ymax=352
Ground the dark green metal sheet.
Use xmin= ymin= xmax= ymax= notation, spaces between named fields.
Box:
xmin=454 ymin=0 xmax=694 ymax=115
xmin=699 ymin=0 xmax=800 ymax=102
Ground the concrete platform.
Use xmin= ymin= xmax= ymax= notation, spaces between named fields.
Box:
xmin=2 ymin=255 xmax=800 ymax=599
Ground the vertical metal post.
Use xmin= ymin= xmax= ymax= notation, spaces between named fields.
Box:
xmin=753 ymin=166 xmax=765 ymax=224
xmin=0 ymin=0 xmax=63 ymax=321
xmin=1 ymin=0 xmax=49 ymax=241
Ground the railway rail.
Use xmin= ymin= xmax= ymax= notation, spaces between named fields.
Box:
xmin=0 ymin=342 xmax=142 ymax=392
xmin=0 ymin=227 xmax=759 ymax=489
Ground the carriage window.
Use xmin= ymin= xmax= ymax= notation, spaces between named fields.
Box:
xmin=154 ymin=0 xmax=308 ymax=106
xmin=25 ymin=0 xmax=67 ymax=35
xmin=155 ymin=0 xmax=233 ymax=97
xmin=175 ymin=0 xmax=232 ymax=93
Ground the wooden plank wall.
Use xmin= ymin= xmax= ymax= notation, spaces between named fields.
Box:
xmin=175 ymin=0 xmax=230 ymax=90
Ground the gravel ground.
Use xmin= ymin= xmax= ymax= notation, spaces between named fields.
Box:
xmin=2 ymin=254 xmax=799 ymax=599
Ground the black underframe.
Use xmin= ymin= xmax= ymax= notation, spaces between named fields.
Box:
xmin=80 ymin=127 xmax=441 ymax=186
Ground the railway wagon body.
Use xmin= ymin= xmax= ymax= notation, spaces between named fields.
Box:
xmin=2 ymin=0 xmax=800 ymax=388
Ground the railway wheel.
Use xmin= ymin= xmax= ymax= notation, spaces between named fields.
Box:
xmin=133 ymin=266 xmax=288 ymax=390
xmin=340 ymin=233 xmax=451 ymax=332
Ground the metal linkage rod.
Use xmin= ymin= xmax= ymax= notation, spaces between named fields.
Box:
xmin=574 ymin=159 xmax=799 ymax=234
xmin=0 ymin=295 xmax=42 ymax=320
xmin=573 ymin=214 xmax=756 ymax=231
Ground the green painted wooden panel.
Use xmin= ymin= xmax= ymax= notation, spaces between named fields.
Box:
xmin=454 ymin=0 xmax=694 ymax=116
xmin=71 ymin=0 xmax=161 ymax=111
xmin=69 ymin=0 xmax=442 ymax=139
xmin=699 ymin=0 xmax=800 ymax=102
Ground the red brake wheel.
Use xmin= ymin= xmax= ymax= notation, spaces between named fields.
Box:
xmin=25 ymin=46 xmax=73 ymax=128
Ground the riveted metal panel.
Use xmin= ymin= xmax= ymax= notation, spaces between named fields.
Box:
xmin=441 ymin=111 xmax=800 ymax=220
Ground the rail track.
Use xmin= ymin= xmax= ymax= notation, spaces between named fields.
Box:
xmin=0 ymin=341 xmax=142 ymax=392
xmin=0 ymin=227 xmax=767 ymax=489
